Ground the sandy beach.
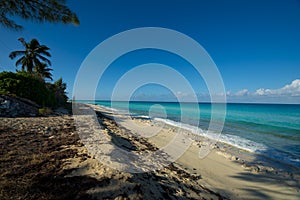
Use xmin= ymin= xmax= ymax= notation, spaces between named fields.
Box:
xmin=1 ymin=104 xmax=299 ymax=199
xmin=88 ymin=104 xmax=300 ymax=199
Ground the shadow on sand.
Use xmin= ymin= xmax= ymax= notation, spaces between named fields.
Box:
xmin=228 ymin=146 xmax=300 ymax=199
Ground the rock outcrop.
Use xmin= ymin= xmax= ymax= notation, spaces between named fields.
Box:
xmin=0 ymin=95 xmax=39 ymax=117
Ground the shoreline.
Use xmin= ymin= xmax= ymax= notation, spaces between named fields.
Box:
xmin=92 ymin=104 xmax=300 ymax=174
xmin=88 ymin=101 xmax=300 ymax=170
xmin=88 ymin=103 xmax=300 ymax=199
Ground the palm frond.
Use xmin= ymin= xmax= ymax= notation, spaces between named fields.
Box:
xmin=30 ymin=39 xmax=40 ymax=46
xmin=0 ymin=13 xmax=23 ymax=31
xmin=35 ymin=62 xmax=53 ymax=81
xmin=9 ymin=50 xmax=26 ymax=59
xmin=15 ymin=56 xmax=25 ymax=67
xmin=36 ymin=46 xmax=51 ymax=57
xmin=36 ymin=54 xmax=51 ymax=65
xmin=18 ymin=38 xmax=27 ymax=47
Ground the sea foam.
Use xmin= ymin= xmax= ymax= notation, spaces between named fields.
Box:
xmin=154 ymin=117 xmax=267 ymax=153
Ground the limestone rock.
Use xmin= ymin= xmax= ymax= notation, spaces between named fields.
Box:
xmin=0 ymin=95 xmax=39 ymax=117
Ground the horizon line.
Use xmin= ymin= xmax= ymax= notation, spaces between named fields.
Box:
xmin=72 ymin=99 xmax=300 ymax=105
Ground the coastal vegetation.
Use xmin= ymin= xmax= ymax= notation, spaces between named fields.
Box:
xmin=0 ymin=71 xmax=67 ymax=108
xmin=0 ymin=0 xmax=79 ymax=110
xmin=0 ymin=38 xmax=68 ymax=108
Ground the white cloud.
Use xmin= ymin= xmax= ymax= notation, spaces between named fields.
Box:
xmin=226 ymin=89 xmax=249 ymax=97
xmin=255 ymin=88 xmax=266 ymax=96
xmin=235 ymin=89 xmax=249 ymax=96
xmin=176 ymin=91 xmax=184 ymax=97
xmin=254 ymin=79 xmax=300 ymax=97
xmin=128 ymin=79 xmax=300 ymax=104
xmin=225 ymin=79 xmax=300 ymax=104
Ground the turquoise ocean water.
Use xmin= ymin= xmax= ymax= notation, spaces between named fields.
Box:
xmin=78 ymin=101 xmax=300 ymax=169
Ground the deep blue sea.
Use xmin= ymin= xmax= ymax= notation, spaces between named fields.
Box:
xmin=78 ymin=101 xmax=300 ymax=169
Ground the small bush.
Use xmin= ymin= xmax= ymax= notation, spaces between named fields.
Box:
xmin=38 ymin=107 xmax=52 ymax=116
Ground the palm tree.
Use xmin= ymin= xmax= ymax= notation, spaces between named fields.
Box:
xmin=9 ymin=38 xmax=51 ymax=73
xmin=0 ymin=0 xmax=79 ymax=31
xmin=52 ymin=77 xmax=68 ymax=104
xmin=35 ymin=62 xmax=53 ymax=81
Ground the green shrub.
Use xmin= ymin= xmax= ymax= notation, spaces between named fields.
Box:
xmin=38 ymin=107 xmax=52 ymax=115
xmin=0 ymin=71 xmax=58 ymax=107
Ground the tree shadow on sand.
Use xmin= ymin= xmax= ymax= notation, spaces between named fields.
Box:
xmin=228 ymin=145 xmax=300 ymax=199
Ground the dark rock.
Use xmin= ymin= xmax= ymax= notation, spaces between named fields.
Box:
xmin=0 ymin=95 xmax=39 ymax=117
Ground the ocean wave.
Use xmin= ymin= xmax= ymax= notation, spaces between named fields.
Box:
xmin=154 ymin=117 xmax=267 ymax=153
xmin=131 ymin=114 xmax=151 ymax=120
xmin=98 ymin=105 xmax=119 ymax=112
xmin=153 ymin=117 xmax=300 ymax=167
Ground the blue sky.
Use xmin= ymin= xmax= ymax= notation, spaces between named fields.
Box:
xmin=0 ymin=0 xmax=299 ymax=103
